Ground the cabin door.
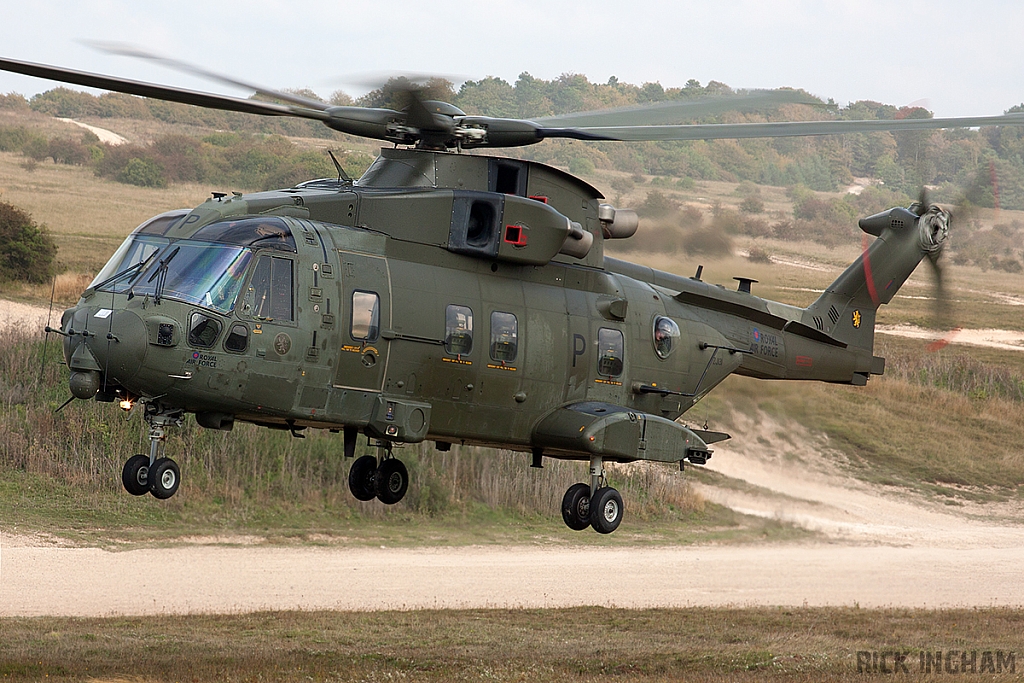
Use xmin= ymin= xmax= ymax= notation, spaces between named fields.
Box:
xmin=333 ymin=252 xmax=391 ymax=391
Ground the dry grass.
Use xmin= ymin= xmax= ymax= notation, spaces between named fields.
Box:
xmin=2 ymin=607 xmax=1023 ymax=681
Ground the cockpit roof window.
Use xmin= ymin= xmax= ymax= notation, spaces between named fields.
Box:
xmin=136 ymin=209 xmax=190 ymax=236
xmin=190 ymin=217 xmax=296 ymax=252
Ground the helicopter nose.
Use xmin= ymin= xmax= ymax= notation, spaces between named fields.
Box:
xmin=88 ymin=309 xmax=148 ymax=386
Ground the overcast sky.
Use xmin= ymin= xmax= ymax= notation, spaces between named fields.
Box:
xmin=0 ymin=0 xmax=1020 ymax=119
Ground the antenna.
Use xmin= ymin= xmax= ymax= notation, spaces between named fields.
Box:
xmin=327 ymin=150 xmax=352 ymax=184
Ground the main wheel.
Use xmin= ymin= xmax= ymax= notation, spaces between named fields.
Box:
xmin=148 ymin=457 xmax=180 ymax=500
xmin=375 ymin=458 xmax=409 ymax=505
xmin=589 ymin=487 xmax=623 ymax=534
xmin=561 ymin=483 xmax=591 ymax=531
xmin=122 ymin=454 xmax=150 ymax=496
xmin=348 ymin=455 xmax=378 ymax=501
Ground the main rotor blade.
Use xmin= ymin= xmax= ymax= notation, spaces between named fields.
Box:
xmin=532 ymin=89 xmax=821 ymax=127
xmin=85 ymin=41 xmax=331 ymax=111
xmin=0 ymin=56 xmax=331 ymax=122
xmin=543 ymin=113 xmax=1024 ymax=142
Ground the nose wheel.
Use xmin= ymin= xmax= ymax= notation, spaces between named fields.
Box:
xmin=560 ymin=456 xmax=624 ymax=533
xmin=120 ymin=405 xmax=183 ymax=500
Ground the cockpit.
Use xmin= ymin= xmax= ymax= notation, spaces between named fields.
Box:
xmin=90 ymin=214 xmax=298 ymax=316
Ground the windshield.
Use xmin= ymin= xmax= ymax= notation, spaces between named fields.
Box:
xmin=132 ymin=241 xmax=253 ymax=314
xmin=89 ymin=210 xmax=189 ymax=293
xmin=90 ymin=234 xmax=169 ymax=293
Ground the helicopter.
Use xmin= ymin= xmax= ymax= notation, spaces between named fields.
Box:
xmin=0 ymin=52 xmax=1018 ymax=534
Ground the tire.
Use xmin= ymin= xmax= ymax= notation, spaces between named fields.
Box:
xmin=149 ymin=458 xmax=180 ymax=500
xmin=375 ymin=458 xmax=409 ymax=505
xmin=348 ymin=455 xmax=378 ymax=501
xmin=561 ymin=483 xmax=591 ymax=531
xmin=589 ymin=487 xmax=623 ymax=534
xmin=122 ymin=454 xmax=150 ymax=496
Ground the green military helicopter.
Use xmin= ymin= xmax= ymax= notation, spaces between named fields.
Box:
xmin=0 ymin=53 xmax=1017 ymax=533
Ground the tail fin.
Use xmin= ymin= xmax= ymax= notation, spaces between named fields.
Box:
xmin=804 ymin=204 xmax=948 ymax=352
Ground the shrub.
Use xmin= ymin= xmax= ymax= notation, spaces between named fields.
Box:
xmin=21 ymin=136 xmax=49 ymax=162
xmin=0 ymin=126 xmax=35 ymax=152
xmin=637 ymin=190 xmax=678 ymax=218
xmin=0 ymin=201 xmax=58 ymax=283
xmin=47 ymin=137 xmax=90 ymax=165
xmin=682 ymin=225 xmax=733 ymax=256
xmin=740 ymin=194 xmax=765 ymax=213
xmin=742 ymin=216 xmax=773 ymax=238
xmin=117 ymin=157 xmax=166 ymax=188
xmin=710 ymin=204 xmax=744 ymax=234
xmin=569 ymin=157 xmax=595 ymax=176
xmin=0 ymin=93 xmax=28 ymax=110
xmin=747 ymin=246 xmax=773 ymax=263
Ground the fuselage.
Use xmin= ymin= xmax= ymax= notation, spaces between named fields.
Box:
xmin=62 ymin=147 xmax=907 ymax=463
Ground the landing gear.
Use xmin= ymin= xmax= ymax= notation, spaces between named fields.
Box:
xmin=561 ymin=483 xmax=591 ymax=531
xmin=121 ymin=454 xmax=150 ymax=496
xmin=346 ymin=442 xmax=409 ymax=505
xmin=589 ymin=486 xmax=623 ymax=534
xmin=120 ymin=405 xmax=183 ymax=500
xmin=559 ymin=455 xmax=625 ymax=533
xmin=376 ymin=458 xmax=409 ymax=505
xmin=148 ymin=458 xmax=180 ymax=500
xmin=348 ymin=455 xmax=379 ymax=501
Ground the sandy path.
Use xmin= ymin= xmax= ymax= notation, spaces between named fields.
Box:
xmin=0 ymin=299 xmax=53 ymax=334
xmin=3 ymin=539 xmax=1023 ymax=617
xmin=696 ymin=411 xmax=1024 ymax=547
xmin=57 ymin=118 xmax=128 ymax=146
xmin=877 ymin=324 xmax=1024 ymax=352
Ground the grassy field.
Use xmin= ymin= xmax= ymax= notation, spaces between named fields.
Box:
xmin=2 ymin=607 xmax=1023 ymax=681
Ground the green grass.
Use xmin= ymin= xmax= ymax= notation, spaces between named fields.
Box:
xmin=2 ymin=607 xmax=1023 ymax=681
xmin=0 ymin=465 xmax=810 ymax=548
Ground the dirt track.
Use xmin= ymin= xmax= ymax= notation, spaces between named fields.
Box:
xmin=4 ymin=539 xmax=1024 ymax=617
xmin=4 ymin=407 xmax=1024 ymax=617
xmin=3 ymin=299 xmax=1024 ymax=616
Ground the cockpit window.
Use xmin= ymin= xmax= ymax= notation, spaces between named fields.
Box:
xmin=653 ymin=316 xmax=681 ymax=359
xmin=242 ymin=255 xmax=294 ymax=321
xmin=191 ymin=217 xmax=296 ymax=252
xmin=88 ymin=210 xmax=189 ymax=293
xmin=89 ymin=234 xmax=168 ymax=293
xmin=137 ymin=210 xmax=189 ymax=236
xmin=130 ymin=242 xmax=253 ymax=314
xmin=350 ymin=291 xmax=380 ymax=341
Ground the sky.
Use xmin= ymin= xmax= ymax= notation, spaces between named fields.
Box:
xmin=0 ymin=0 xmax=1021 ymax=119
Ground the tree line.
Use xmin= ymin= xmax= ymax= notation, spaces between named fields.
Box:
xmin=1 ymin=72 xmax=1023 ymax=207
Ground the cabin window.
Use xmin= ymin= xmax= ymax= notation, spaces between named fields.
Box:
xmin=245 ymin=256 xmax=293 ymax=321
xmin=653 ymin=316 xmax=681 ymax=359
xmin=597 ymin=328 xmax=624 ymax=377
xmin=351 ymin=291 xmax=380 ymax=341
xmin=188 ymin=312 xmax=222 ymax=348
xmin=490 ymin=311 xmax=518 ymax=363
xmin=224 ymin=323 xmax=249 ymax=353
xmin=445 ymin=305 xmax=474 ymax=356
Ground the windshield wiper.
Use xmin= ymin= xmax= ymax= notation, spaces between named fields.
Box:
xmin=146 ymin=246 xmax=180 ymax=305
xmin=92 ymin=252 xmax=159 ymax=293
